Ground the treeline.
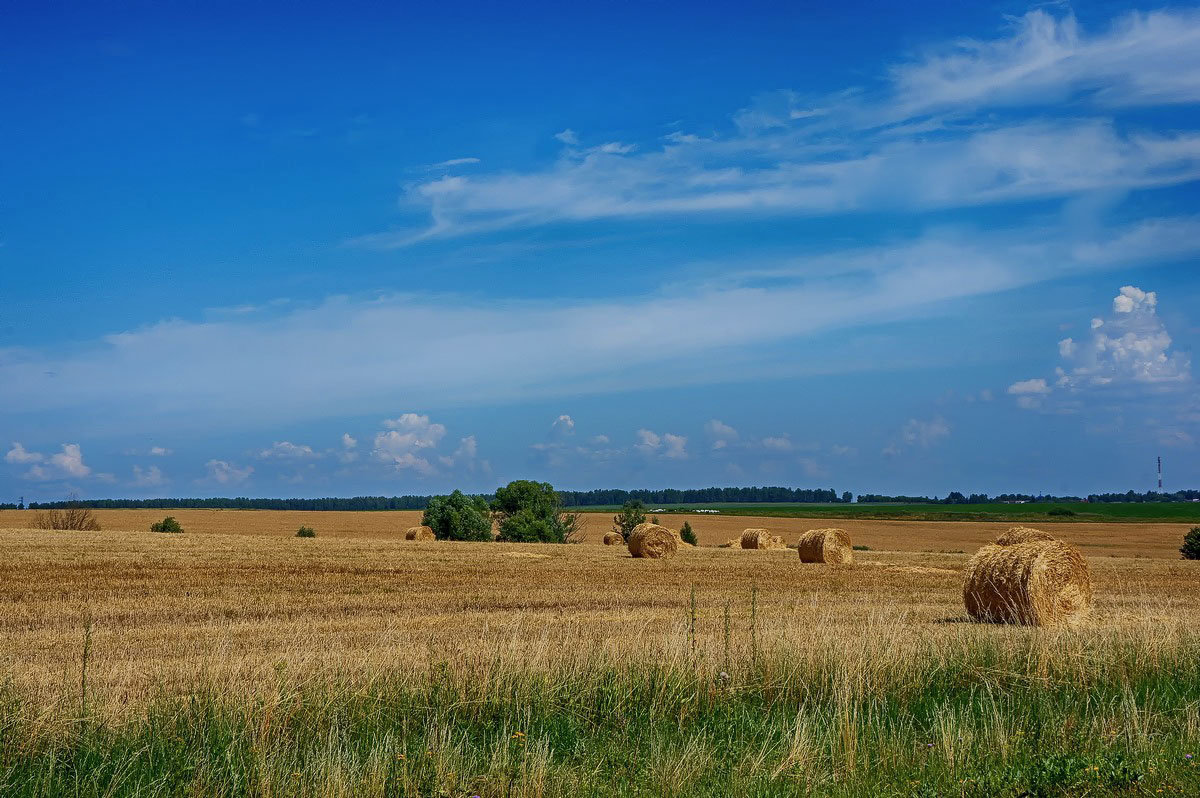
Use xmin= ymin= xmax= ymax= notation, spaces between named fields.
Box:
xmin=859 ymin=490 xmax=1200 ymax=504
xmin=1087 ymin=490 xmax=1200 ymax=503
xmin=24 ymin=486 xmax=849 ymax=511
xmin=557 ymin=486 xmax=849 ymax=506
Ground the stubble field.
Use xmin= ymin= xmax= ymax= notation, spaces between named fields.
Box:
xmin=0 ymin=508 xmax=1197 ymax=796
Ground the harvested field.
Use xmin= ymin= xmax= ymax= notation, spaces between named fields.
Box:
xmin=1 ymin=512 xmax=1198 ymax=795
xmin=0 ymin=508 xmax=1186 ymax=559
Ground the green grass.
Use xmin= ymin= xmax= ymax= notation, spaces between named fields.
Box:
xmin=4 ymin=630 xmax=1199 ymax=796
xmin=575 ymin=501 xmax=1200 ymax=523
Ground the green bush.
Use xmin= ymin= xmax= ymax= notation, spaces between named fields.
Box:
xmin=1181 ymin=527 xmax=1200 ymax=560
xmin=422 ymin=490 xmax=492 ymax=541
xmin=296 ymin=526 xmax=316 ymax=538
xmin=492 ymin=480 xmax=579 ymax=543
xmin=853 ymin=544 xmax=871 ymax=551
xmin=612 ymin=500 xmax=647 ymax=541
xmin=150 ymin=516 xmax=183 ymax=533
xmin=679 ymin=521 xmax=697 ymax=546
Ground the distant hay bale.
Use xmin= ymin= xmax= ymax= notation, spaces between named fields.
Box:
xmin=962 ymin=540 xmax=1092 ymax=626
xmin=602 ymin=530 xmax=624 ymax=546
xmin=740 ymin=528 xmax=787 ymax=550
xmin=796 ymin=528 xmax=854 ymax=564
xmin=995 ymin=526 xmax=1058 ymax=546
xmin=628 ymin=523 xmax=678 ymax=559
xmin=404 ymin=525 xmax=436 ymax=541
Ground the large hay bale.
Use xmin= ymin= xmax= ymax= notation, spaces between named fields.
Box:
xmin=602 ymin=530 xmax=624 ymax=546
xmin=404 ymin=525 xmax=436 ymax=541
xmin=796 ymin=528 xmax=854 ymax=564
xmin=995 ymin=526 xmax=1057 ymax=546
xmin=628 ymin=523 xmax=678 ymax=559
xmin=962 ymin=540 xmax=1091 ymax=626
xmin=740 ymin=528 xmax=787 ymax=550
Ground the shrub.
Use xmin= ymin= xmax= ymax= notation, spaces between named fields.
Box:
xmin=1181 ymin=527 xmax=1200 ymax=560
xmin=422 ymin=490 xmax=492 ymax=541
xmin=612 ymin=500 xmax=647 ymax=541
xmin=33 ymin=506 xmax=101 ymax=531
xmin=296 ymin=526 xmax=316 ymax=538
xmin=679 ymin=521 xmax=697 ymax=546
xmin=852 ymin=544 xmax=872 ymax=551
xmin=1047 ymin=508 xmax=1076 ymax=517
xmin=492 ymin=480 xmax=580 ymax=543
xmin=150 ymin=516 xmax=183 ymax=533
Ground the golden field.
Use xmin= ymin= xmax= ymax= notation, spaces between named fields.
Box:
xmin=0 ymin=508 xmax=1196 ymax=715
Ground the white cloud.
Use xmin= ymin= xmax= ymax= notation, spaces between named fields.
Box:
xmin=901 ymin=417 xmax=951 ymax=448
xmin=705 ymin=419 xmax=738 ymax=449
xmin=633 ymin=429 xmax=687 ymax=459
xmin=551 ymin=414 xmax=575 ymax=437
xmin=149 ymin=446 xmax=171 ymax=456
xmin=50 ymin=444 xmax=91 ymax=477
xmin=341 ymin=433 xmax=357 ymax=449
xmin=345 ymin=9 xmax=1200 ymax=246
xmin=132 ymin=465 xmax=166 ymax=487
xmin=15 ymin=443 xmax=93 ymax=480
xmin=830 ymin=444 xmax=856 ymax=456
xmin=761 ymin=435 xmax=794 ymax=452
xmin=4 ymin=220 xmax=1200 ymax=433
xmin=258 ymin=441 xmax=318 ymax=459
xmin=590 ymin=434 xmax=609 ymax=445
xmin=662 ymin=433 xmax=688 ymax=459
xmin=372 ymin=413 xmax=468 ymax=476
xmin=798 ymin=457 xmax=825 ymax=478
xmin=5 ymin=442 xmax=43 ymax=464
xmin=1008 ymin=378 xmax=1050 ymax=395
xmin=429 ymin=157 xmax=481 ymax=168
xmin=1058 ymin=286 xmax=1188 ymax=388
xmin=206 ymin=459 xmax=253 ymax=485
xmin=634 ymin=429 xmax=661 ymax=454
xmin=887 ymin=10 xmax=1200 ymax=117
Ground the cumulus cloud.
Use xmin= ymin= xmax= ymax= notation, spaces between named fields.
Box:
xmin=761 ymin=435 xmax=794 ymax=452
xmin=5 ymin=442 xmax=43 ymax=464
xmin=258 ymin=441 xmax=318 ymax=459
xmin=705 ymin=419 xmax=738 ymax=449
xmin=132 ymin=465 xmax=166 ymax=487
xmin=206 ymin=459 xmax=253 ymax=485
xmin=551 ymin=414 xmax=575 ymax=437
xmin=1011 ymin=286 xmax=1193 ymax=439
xmin=149 ymin=446 xmax=171 ymax=456
xmin=10 ymin=443 xmax=93 ymax=480
xmin=371 ymin=413 xmax=475 ymax=476
xmin=901 ymin=417 xmax=951 ymax=448
xmin=634 ymin=429 xmax=687 ymax=459
xmin=341 ymin=433 xmax=357 ymax=449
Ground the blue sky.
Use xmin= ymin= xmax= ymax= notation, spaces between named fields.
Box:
xmin=2 ymin=1 xmax=1199 ymax=501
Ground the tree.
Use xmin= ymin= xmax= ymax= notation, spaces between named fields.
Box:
xmin=492 ymin=480 xmax=580 ymax=543
xmin=296 ymin=526 xmax=316 ymax=538
xmin=150 ymin=516 xmax=183 ymax=533
xmin=1182 ymin=527 xmax=1200 ymax=560
xmin=679 ymin=521 xmax=697 ymax=546
xmin=422 ymin=490 xmax=492 ymax=541
xmin=841 ymin=491 xmax=853 ymax=504
xmin=612 ymin=499 xmax=647 ymax=541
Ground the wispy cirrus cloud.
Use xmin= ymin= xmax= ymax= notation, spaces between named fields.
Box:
xmin=348 ymin=9 xmax=1200 ymax=246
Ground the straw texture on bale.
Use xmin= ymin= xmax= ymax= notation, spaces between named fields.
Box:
xmin=796 ymin=528 xmax=854 ymax=564
xmin=962 ymin=540 xmax=1092 ymax=626
xmin=602 ymin=530 xmax=624 ymax=546
xmin=994 ymin=526 xmax=1057 ymax=546
xmin=627 ymin=523 xmax=678 ymax=559
xmin=739 ymin=529 xmax=787 ymax=550
xmin=404 ymin=525 xmax=436 ymax=541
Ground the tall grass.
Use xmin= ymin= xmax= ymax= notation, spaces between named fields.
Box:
xmin=2 ymin=607 xmax=1199 ymax=796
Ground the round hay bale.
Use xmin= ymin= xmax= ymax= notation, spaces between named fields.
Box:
xmin=995 ymin=526 xmax=1057 ymax=546
xmin=962 ymin=540 xmax=1091 ymax=626
xmin=796 ymin=528 xmax=854 ymax=564
xmin=740 ymin=528 xmax=787 ymax=550
xmin=404 ymin=525 xmax=436 ymax=541
xmin=628 ymin=523 xmax=678 ymax=559
xmin=602 ymin=530 xmax=624 ymax=546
